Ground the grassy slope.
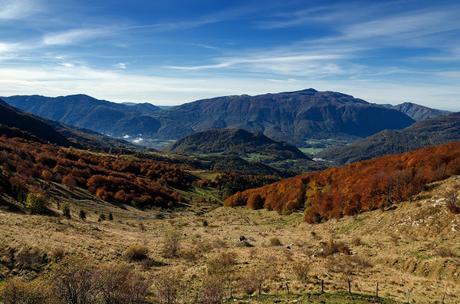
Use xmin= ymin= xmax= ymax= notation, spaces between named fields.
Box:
xmin=1 ymin=177 xmax=459 ymax=303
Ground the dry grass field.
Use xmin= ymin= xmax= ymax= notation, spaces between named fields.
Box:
xmin=1 ymin=176 xmax=459 ymax=303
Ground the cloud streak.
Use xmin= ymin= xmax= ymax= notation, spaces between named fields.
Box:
xmin=0 ymin=0 xmax=41 ymax=20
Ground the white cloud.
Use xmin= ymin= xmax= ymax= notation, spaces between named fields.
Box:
xmin=0 ymin=42 xmax=17 ymax=54
xmin=167 ymin=53 xmax=346 ymax=76
xmin=0 ymin=64 xmax=459 ymax=111
xmin=42 ymin=28 xmax=113 ymax=46
xmin=115 ymin=62 xmax=127 ymax=69
xmin=0 ymin=0 xmax=41 ymax=20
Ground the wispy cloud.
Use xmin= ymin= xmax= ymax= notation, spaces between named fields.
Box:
xmin=167 ymin=53 xmax=346 ymax=76
xmin=0 ymin=0 xmax=41 ymax=20
xmin=1 ymin=64 xmax=459 ymax=110
xmin=42 ymin=28 xmax=114 ymax=46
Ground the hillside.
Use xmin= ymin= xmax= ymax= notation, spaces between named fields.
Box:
xmin=0 ymin=99 xmax=73 ymax=147
xmin=4 ymin=89 xmax=415 ymax=147
xmin=3 ymin=94 xmax=162 ymax=141
xmin=225 ymin=141 xmax=460 ymax=223
xmin=166 ymin=128 xmax=310 ymax=161
xmin=1 ymin=172 xmax=458 ymax=303
xmin=0 ymin=99 xmax=137 ymax=152
xmin=318 ymin=112 xmax=460 ymax=164
xmin=383 ymin=102 xmax=450 ymax=121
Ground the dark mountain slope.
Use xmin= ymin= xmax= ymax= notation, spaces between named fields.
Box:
xmin=0 ymin=99 xmax=137 ymax=152
xmin=3 ymin=94 xmax=161 ymax=138
xmin=317 ymin=112 xmax=460 ymax=164
xmin=383 ymin=102 xmax=450 ymax=121
xmin=5 ymin=89 xmax=415 ymax=147
xmin=166 ymin=128 xmax=309 ymax=161
xmin=157 ymin=89 xmax=415 ymax=145
xmin=0 ymin=99 xmax=72 ymax=146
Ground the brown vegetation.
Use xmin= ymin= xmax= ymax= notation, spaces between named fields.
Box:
xmin=0 ymin=136 xmax=192 ymax=209
xmin=225 ymin=142 xmax=460 ymax=223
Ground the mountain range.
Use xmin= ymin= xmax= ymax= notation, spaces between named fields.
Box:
xmin=318 ymin=112 xmax=460 ymax=164
xmin=4 ymin=89 xmax=418 ymax=147
xmin=382 ymin=102 xmax=450 ymax=121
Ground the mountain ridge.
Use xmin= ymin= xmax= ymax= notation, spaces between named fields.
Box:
xmin=4 ymin=89 xmax=416 ymax=147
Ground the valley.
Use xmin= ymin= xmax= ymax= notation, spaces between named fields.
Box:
xmin=0 ymin=89 xmax=458 ymax=304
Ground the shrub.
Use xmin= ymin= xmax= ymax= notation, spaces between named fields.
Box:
xmin=98 ymin=213 xmax=106 ymax=222
xmin=108 ymin=212 xmax=113 ymax=221
xmin=198 ymin=275 xmax=225 ymax=304
xmin=0 ymin=278 xmax=50 ymax=304
xmin=15 ymin=247 xmax=48 ymax=271
xmin=25 ymin=193 xmax=48 ymax=214
xmin=436 ymin=247 xmax=457 ymax=258
xmin=96 ymin=263 xmax=150 ymax=304
xmin=269 ymin=237 xmax=282 ymax=246
xmin=52 ymin=258 xmax=97 ymax=304
xmin=291 ymin=260 xmax=309 ymax=284
xmin=79 ymin=210 xmax=87 ymax=221
xmin=445 ymin=185 xmax=460 ymax=214
xmin=206 ymin=251 xmax=238 ymax=275
xmin=162 ymin=229 xmax=181 ymax=258
xmin=153 ymin=270 xmax=183 ymax=304
xmin=50 ymin=247 xmax=66 ymax=262
xmin=124 ymin=244 xmax=149 ymax=261
xmin=239 ymin=265 xmax=273 ymax=295
xmin=320 ymin=239 xmax=351 ymax=256
xmin=62 ymin=205 xmax=71 ymax=219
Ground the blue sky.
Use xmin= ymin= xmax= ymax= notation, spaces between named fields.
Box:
xmin=0 ymin=0 xmax=459 ymax=110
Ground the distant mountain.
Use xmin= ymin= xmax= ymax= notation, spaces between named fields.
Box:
xmin=4 ymin=89 xmax=415 ymax=147
xmin=156 ymin=89 xmax=415 ymax=146
xmin=166 ymin=128 xmax=309 ymax=161
xmin=383 ymin=102 xmax=449 ymax=121
xmin=317 ymin=112 xmax=460 ymax=164
xmin=3 ymin=94 xmax=162 ymax=139
xmin=0 ymin=99 xmax=136 ymax=152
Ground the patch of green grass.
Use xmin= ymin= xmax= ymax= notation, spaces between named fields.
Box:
xmin=412 ymin=251 xmax=433 ymax=260
xmin=226 ymin=291 xmax=399 ymax=303
xmin=299 ymin=147 xmax=324 ymax=155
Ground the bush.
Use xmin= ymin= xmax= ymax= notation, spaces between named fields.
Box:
xmin=291 ymin=260 xmax=309 ymax=284
xmin=25 ymin=193 xmax=48 ymax=214
xmin=108 ymin=212 xmax=113 ymax=221
xmin=79 ymin=210 xmax=87 ymax=221
xmin=239 ymin=265 xmax=273 ymax=295
xmin=98 ymin=213 xmax=106 ymax=222
xmin=320 ymin=239 xmax=351 ymax=256
xmin=198 ymin=275 xmax=225 ymax=304
xmin=15 ymin=247 xmax=48 ymax=271
xmin=269 ymin=237 xmax=282 ymax=246
xmin=162 ymin=229 xmax=181 ymax=258
xmin=206 ymin=251 xmax=238 ymax=275
xmin=124 ymin=244 xmax=149 ymax=261
xmin=0 ymin=278 xmax=50 ymax=304
xmin=96 ymin=263 xmax=150 ymax=304
xmin=436 ymin=247 xmax=457 ymax=258
xmin=153 ymin=270 xmax=183 ymax=304
xmin=62 ymin=205 xmax=71 ymax=219
xmin=445 ymin=185 xmax=460 ymax=214
xmin=52 ymin=258 xmax=97 ymax=304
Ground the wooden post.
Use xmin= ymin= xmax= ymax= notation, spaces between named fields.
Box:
xmin=347 ymin=277 xmax=351 ymax=294
xmin=285 ymin=282 xmax=290 ymax=295
xmin=321 ymin=279 xmax=324 ymax=294
xmin=376 ymin=282 xmax=379 ymax=299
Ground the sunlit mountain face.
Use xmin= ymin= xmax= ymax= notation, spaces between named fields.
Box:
xmin=0 ymin=0 xmax=459 ymax=110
